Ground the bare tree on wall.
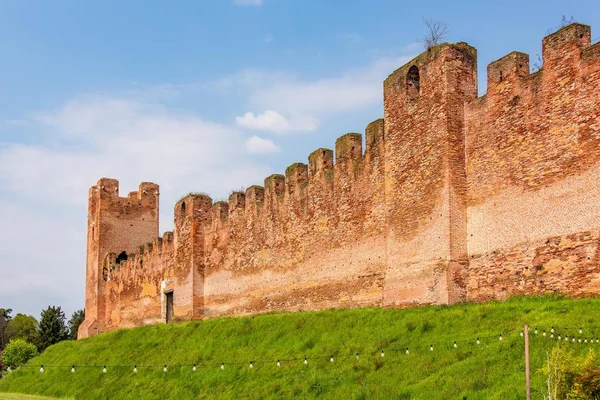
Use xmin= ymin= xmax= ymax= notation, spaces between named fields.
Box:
xmin=422 ymin=18 xmax=449 ymax=49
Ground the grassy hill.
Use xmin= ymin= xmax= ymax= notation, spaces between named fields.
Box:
xmin=1 ymin=295 xmax=600 ymax=399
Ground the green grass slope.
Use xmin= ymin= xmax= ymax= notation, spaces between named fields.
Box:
xmin=1 ymin=295 xmax=600 ymax=399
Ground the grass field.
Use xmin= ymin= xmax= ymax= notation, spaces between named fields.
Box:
xmin=1 ymin=295 xmax=599 ymax=399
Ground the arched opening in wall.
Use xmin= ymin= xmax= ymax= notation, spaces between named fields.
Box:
xmin=116 ymin=251 xmax=128 ymax=264
xmin=91 ymin=226 xmax=94 ymax=240
xmin=406 ymin=65 xmax=420 ymax=101
xmin=181 ymin=201 xmax=186 ymax=214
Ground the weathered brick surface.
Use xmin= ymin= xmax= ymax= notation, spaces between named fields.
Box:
xmin=79 ymin=23 xmax=600 ymax=337
xmin=382 ymin=42 xmax=477 ymax=306
xmin=465 ymin=23 xmax=600 ymax=301
xmin=78 ymin=179 xmax=159 ymax=338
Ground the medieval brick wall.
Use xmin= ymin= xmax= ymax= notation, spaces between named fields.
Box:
xmin=465 ymin=23 xmax=600 ymax=301
xmin=79 ymin=23 xmax=600 ymax=338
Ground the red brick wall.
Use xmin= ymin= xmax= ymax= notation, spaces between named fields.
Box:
xmin=81 ymin=23 xmax=600 ymax=336
xmin=465 ymin=23 xmax=600 ymax=301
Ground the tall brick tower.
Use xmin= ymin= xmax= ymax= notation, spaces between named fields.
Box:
xmin=78 ymin=178 xmax=159 ymax=338
xmin=382 ymin=42 xmax=478 ymax=306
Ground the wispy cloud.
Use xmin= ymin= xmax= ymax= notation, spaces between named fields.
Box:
xmin=233 ymin=0 xmax=263 ymax=6
xmin=221 ymin=55 xmax=413 ymax=132
xmin=0 ymin=94 xmax=275 ymax=316
xmin=235 ymin=110 xmax=317 ymax=133
xmin=4 ymin=119 xmax=28 ymax=126
xmin=244 ymin=135 xmax=280 ymax=154
xmin=2 ymin=95 xmax=272 ymax=206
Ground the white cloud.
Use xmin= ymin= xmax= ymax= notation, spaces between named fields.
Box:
xmin=234 ymin=0 xmax=263 ymax=6
xmin=0 ymin=199 xmax=84 ymax=317
xmin=244 ymin=135 xmax=280 ymax=154
xmin=0 ymin=51 xmax=416 ymax=318
xmin=0 ymin=94 xmax=274 ymax=317
xmin=248 ymin=56 xmax=412 ymax=115
xmin=0 ymin=96 xmax=270 ymax=206
xmin=235 ymin=109 xmax=317 ymax=133
xmin=218 ymin=55 xmax=414 ymax=131
xmin=4 ymin=119 xmax=28 ymax=126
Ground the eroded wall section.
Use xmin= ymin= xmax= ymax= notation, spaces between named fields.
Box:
xmin=465 ymin=23 xmax=600 ymax=300
xmin=202 ymin=120 xmax=389 ymax=317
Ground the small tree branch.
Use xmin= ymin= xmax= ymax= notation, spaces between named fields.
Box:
xmin=422 ymin=18 xmax=449 ymax=49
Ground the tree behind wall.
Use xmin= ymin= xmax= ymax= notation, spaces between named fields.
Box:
xmin=5 ymin=314 xmax=40 ymax=349
xmin=68 ymin=309 xmax=85 ymax=340
xmin=0 ymin=308 xmax=13 ymax=350
xmin=37 ymin=306 xmax=68 ymax=351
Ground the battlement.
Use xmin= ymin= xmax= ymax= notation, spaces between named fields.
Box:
xmin=245 ymin=185 xmax=264 ymax=216
xmin=383 ymin=42 xmax=476 ymax=105
xmin=542 ymin=23 xmax=591 ymax=63
xmin=175 ymin=193 xmax=212 ymax=220
xmin=473 ymin=23 xmax=599 ymax=104
xmin=91 ymin=178 xmax=159 ymax=202
xmin=212 ymin=201 xmax=228 ymax=222
xmin=264 ymin=174 xmax=285 ymax=194
xmin=487 ymin=52 xmax=530 ymax=91
xmin=308 ymin=148 xmax=334 ymax=180
xmin=335 ymin=133 xmax=363 ymax=179
xmin=228 ymin=191 xmax=245 ymax=214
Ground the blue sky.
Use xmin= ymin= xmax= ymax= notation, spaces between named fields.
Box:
xmin=1 ymin=0 xmax=599 ymax=320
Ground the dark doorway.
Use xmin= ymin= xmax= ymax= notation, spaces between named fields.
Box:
xmin=166 ymin=292 xmax=174 ymax=323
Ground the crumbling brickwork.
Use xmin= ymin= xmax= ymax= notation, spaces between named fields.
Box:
xmin=79 ymin=23 xmax=600 ymax=339
xmin=465 ymin=23 xmax=600 ymax=301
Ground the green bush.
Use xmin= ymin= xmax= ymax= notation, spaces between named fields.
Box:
xmin=570 ymin=365 xmax=600 ymax=399
xmin=540 ymin=346 xmax=600 ymax=399
xmin=1 ymin=339 xmax=38 ymax=369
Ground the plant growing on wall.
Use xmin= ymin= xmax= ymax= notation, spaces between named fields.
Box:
xmin=421 ymin=18 xmax=449 ymax=49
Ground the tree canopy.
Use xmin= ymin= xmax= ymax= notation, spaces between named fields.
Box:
xmin=38 ymin=306 xmax=68 ymax=351
xmin=5 ymin=314 xmax=40 ymax=348
xmin=0 ymin=308 xmax=13 ymax=350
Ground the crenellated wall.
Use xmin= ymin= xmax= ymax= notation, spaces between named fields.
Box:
xmin=201 ymin=118 xmax=390 ymax=318
xmin=80 ymin=22 xmax=600 ymax=338
xmin=465 ymin=23 xmax=600 ymax=301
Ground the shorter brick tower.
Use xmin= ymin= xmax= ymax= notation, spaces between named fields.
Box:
xmin=78 ymin=178 xmax=159 ymax=339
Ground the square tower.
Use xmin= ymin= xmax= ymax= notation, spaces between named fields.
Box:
xmin=382 ymin=43 xmax=478 ymax=305
xmin=78 ymin=178 xmax=159 ymax=338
